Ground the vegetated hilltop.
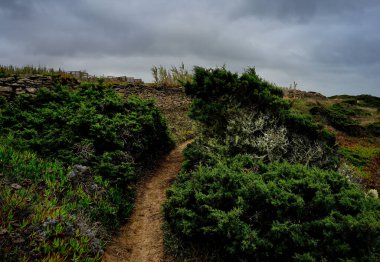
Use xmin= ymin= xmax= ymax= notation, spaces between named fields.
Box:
xmin=0 ymin=65 xmax=379 ymax=261
xmin=164 ymin=66 xmax=380 ymax=261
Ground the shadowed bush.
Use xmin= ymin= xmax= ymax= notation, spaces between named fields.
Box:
xmin=164 ymin=157 xmax=380 ymax=261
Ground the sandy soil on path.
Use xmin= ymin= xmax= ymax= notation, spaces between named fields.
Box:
xmin=103 ymin=142 xmax=191 ymax=262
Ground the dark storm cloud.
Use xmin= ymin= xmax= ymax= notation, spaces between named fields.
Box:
xmin=0 ymin=0 xmax=379 ymax=96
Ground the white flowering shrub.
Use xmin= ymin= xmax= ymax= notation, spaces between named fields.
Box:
xmin=224 ymin=108 xmax=330 ymax=167
xmin=367 ymin=189 xmax=379 ymax=199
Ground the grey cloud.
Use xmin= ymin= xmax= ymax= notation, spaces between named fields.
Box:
xmin=235 ymin=0 xmax=378 ymax=23
xmin=0 ymin=0 xmax=379 ymax=96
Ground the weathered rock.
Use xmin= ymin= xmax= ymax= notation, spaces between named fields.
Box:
xmin=68 ymin=164 xmax=90 ymax=180
xmin=11 ymin=183 xmax=22 ymax=189
xmin=284 ymin=88 xmax=326 ymax=99
xmin=0 ymin=86 xmax=12 ymax=92
xmin=25 ymin=87 xmax=37 ymax=93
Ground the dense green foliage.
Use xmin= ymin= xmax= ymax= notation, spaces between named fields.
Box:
xmin=0 ymin=82 xmax=174 ymax=260
xmin=165 ymin=157 xmax=380 ymax=261
xmin=164 ymin=66 xmax=380 ymax=261
xmin=0 ymin=83 xmax=174 ymax=182
xmin=184 ymin=67 xmax=337 ymax=169
xmin=185 ymin=67 xmax=287 ymax=136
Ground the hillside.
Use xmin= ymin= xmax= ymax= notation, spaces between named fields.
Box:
xmin=291 ymin=94 xmax=380 ymax=190
xmin=0 ymin=76 xmax=186 ymax=260
xmin=0 ymin=67 xmax=379 ymax=261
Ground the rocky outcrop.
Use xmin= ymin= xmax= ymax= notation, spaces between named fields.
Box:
xmin=0 ymin=75 xmax=79 ymax=97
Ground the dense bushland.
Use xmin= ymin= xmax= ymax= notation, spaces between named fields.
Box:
xmin=184 ymin=66 xmax=337 ymax=169
xmin=0 ymin=82 xmax=174 ymax=260
xmin=0 ymin=82 xmax=173 ymax=182
xmin=164 ymin=67 xmax=380 ymax=261
xmin=165 ymin=156 xmax=380 ymax=261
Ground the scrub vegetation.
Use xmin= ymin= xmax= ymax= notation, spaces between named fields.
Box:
xmin=0 ymin=80 xmax=174 ymax=260
xmin=163 ymin=66 xmax=380 ymax=261
xmin=1 ymin=65 xmax=379 ymax=261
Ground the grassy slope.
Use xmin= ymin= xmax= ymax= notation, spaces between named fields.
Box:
xmin=290 ymin=94 xmax=380 ymax=190
xmin=121 ymin=85 xmax=195 ymax=143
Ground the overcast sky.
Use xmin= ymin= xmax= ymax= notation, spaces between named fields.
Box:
xmin=1 ymin=0 xmax=379 ymax=96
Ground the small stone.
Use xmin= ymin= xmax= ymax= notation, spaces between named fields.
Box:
xmin=11 ymin=183 xmax=22 ymax=190
xmin=67 ymin=170 xmax=76 ymax=179
xmin=74 ymin=164 xmax=89 ymax=173
xmin=0 ymin=86 xmax=12 ymax=92
xmin=25 ymin=87 xmax=37 ymax=93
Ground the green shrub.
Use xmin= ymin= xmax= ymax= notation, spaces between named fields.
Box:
xmin=164 ymin=66 xmax=379 ymax=261
xmin=0 ymin=81 xmax=174 ymax=260
xmin=185 ymin=67 xmax=289 ymax=136
xmin=0 ymin=82 xmax=174 ymax=182
xmin=164 ymin=157 xmax=380 ymax=261
xmin=184 ymin=67 xmax=337 ymax=169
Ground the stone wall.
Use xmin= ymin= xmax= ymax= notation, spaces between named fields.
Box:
xmin=283 ymin=88 xmax=326 ymax=99
xmin=0 ymin=75 xmax=79 ymax=97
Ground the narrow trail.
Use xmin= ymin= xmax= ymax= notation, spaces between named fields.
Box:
xmin=104 ymin=142 xmax=191 ymax=262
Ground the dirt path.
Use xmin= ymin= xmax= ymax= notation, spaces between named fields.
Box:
xmin=104 ymin=142 xmax=190 ymax=262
